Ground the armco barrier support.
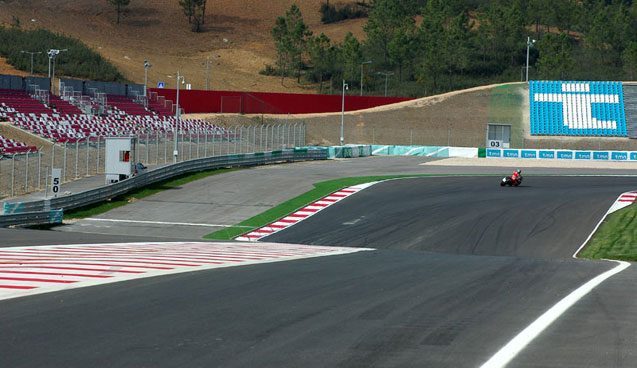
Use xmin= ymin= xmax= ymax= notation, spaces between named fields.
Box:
xmin=485 ymin=148 xmax=637 ymax=161
xmin=0 ymin=148 xmax=327 ymax=227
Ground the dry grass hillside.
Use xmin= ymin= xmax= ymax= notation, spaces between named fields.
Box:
xmin=0 ymin=0 xmax=366 ymax=93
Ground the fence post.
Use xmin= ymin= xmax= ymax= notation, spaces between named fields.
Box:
xmin=74 ymin=139 xmax=79 ymax=178
xmin=164 ymin=130 xmax=168 ymax=163
xmin=197 ymin=129 xmax=201 ymax=158
xmin=45 ymin=166 xmax=49 ymax=199
xmin=96 ymin=136 xmax=101 ymax=173
xmin=146 ymin=133 xmax=150 ymax=164
xmin=38 ymin=148 xmax=42 ymax=189
xmin=204 ymin=128 xmax=208 ymax=157
xmin=188 ymin=131 xmax=192 ymax=160
xmin=86 ymin=137 xmax=90 ymax=176
xmin=11 ymin=154 xmax=15 ymax=197
xmin=212 ymin=128 xmax=216 ymax=156
xmin=260 ymin=125 xmax=264 ymax=152
xmin=180 ymin=131 xmax=184 ymax=162
xmin=240 ymin=125 xmax=243 ymax=154
xmin=227 ymin=127 xmax=231 ymax=155
xmin=25 ymin=150 xmax=29 ymax=192
xmin=51 ymin=143 xmax=55 ymax=177
xmin=234 ymin=126 xmax=238 ymax=154
xmin=252 ymin=125 xmax=257 ymax=153
xmin=63 ymin=140 xmax=68 ymax=182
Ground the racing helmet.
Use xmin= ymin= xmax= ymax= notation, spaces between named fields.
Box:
xmin=516 ymin=169 xmax=521 ymax=174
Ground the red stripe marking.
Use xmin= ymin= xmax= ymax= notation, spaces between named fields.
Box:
xmin=0 ymin=276 xmax=77 ymax=284
xmin=268 ymin=225 xmax=287 ymax=229
xmin=253 ymin=229 xmax=274 ymax=233
xmin=0 ymin=270 xmax=112 ymax=278
xmin=618 ymin=199 xmax=634 ymax=202
xmin=329 ymin=194 xmax=347 ymax=198
xmin=288 ymin=214 xmax=308 ymax=218
xmin=321 ymin=198 xmax=338 ymax=202
xmin=311 ymin=203 xmax=329 ymax=207
xmin=245 ymin=234 xmax=263 ymax=238
xmin=0 ymin=285 xmax=37 ymax=290
xmin=2 ymin=266 xmax=144 ymax=274
xmin=1 ymin=257 xmax=201 ymax=267
xmin=338 ymin=190 xmax=356 ymax=193
xmin=278 ymin=219 xmax=298 ymax=223
xmin=12 ymin=262 xmax=175 ymax=270
xmin=299 ymin=208 xmax=319 ymax=212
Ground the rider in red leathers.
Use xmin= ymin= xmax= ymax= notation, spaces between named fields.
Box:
xmin=511 ymin=169 xmax=522 ymax=186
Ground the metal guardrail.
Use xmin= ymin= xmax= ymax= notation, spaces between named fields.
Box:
xmin=0 ymin=210 xmax=63 ymax=227
xmin=0 ymin=148 xmax=327 ymax=227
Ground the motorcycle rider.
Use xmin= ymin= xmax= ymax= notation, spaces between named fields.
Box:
xmin=511 ymin=169 xmax=522 ymax=185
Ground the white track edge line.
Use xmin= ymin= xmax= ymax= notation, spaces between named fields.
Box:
xmin=572 ymin=190 xmax=635 ymax=258
xmin=479 ymin=260 xmax=630 ymax=368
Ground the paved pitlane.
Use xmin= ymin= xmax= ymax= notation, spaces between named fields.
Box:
xmin=0 ymin=248 xmax=618 ymax=368
xmin=264 ymin=175 xmax=637 ymax=259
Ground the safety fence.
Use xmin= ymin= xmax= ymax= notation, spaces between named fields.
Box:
xmin=0 ymin=122 xmax=306 ymax=199
xmin=0 ymin=148 xmax=327 ymax=227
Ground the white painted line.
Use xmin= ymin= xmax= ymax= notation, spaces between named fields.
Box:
xmin=84 ymin=218 xmax=250 ymax=228
xmin=572 ymin=189 xmax=637 ymax=258
xmin=372 ymin=145 xmax=389 ymax=155
xmin=404 ymin=147 xmax=422 ymax=155
xmin=480 ymin=260 xmax=630 ymax=368
xmin=426 ymin=147 xmax=448 ymax=157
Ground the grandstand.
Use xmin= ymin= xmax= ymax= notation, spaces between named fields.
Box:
xmin=529 ymin=80 xmax=628 ymax=137
xmin=0 ymin=80 xmax=231 ymax=147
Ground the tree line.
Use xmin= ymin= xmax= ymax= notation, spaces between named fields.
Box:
xmin=268 ymin=0 xmax=637 ymax=97
xmin=0 ymin=27 xmax=125 ymax=82
xmin=108 ymin=0 xmax=208 ymax=32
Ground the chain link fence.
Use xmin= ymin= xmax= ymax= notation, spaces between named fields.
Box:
xmin=0 ymin=122 xmax=305 ymax=200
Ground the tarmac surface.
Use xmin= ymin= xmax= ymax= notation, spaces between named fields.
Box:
xmin=2 ymin=156 xmax=637 ymax=367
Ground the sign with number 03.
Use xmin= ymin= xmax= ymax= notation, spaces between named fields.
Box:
xmin=488 ymin=140 xmax=503 ymax=148
xmin=51 ymin=168 xmax=62 ymax=195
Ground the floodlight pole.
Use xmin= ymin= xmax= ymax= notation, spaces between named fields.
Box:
xmin=526 ymin=37 xmax=536 ymax=83
xmin=341 ymin=80 xmax=348 ymax=146
xmin=377 ymin=72 xmax=394 ymax=97
xmin=144 ymin=60 xmax=152 ymax=99
xmin=48 ymin=48 xmax=68 ymax=95
xmin=360 ymin=61 xmax=372 ymax=96
xmin=21 ymin=51 xmax=42 ymax=75
xmin=174 ymin=71 xmax=185 ymax=163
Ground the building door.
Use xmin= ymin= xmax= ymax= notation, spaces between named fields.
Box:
xmin=486 ymin=124 xmax=511 ymax=148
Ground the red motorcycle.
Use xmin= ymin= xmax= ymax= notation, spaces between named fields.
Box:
xmin=500 ymin=175 xmax=523 ymax=187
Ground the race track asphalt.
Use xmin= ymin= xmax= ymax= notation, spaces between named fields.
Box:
xmin=2 ymin=156 xmax=637 ymax=367
xmin=265 ymin=175 xmax=637 ymax=259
